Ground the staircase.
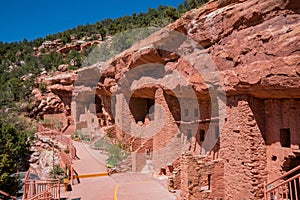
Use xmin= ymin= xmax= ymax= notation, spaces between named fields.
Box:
xmin=23 ymin=170 xmax=60 ymax=200
xmin=264 ymin=165 xmax=300 ymax=200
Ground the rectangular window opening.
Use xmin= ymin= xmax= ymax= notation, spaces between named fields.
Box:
xmin=215 ymin=125 xmax=220 ymax=140
xmin=129 ymin=97 xmax=154 ymax=123
xmin=184 ymin=109 xmax=189 ymax=117
xmin=187 ymin=129 xmax=193 ymax=141
xmin=201 ymin=174 xmax=211 ymax=192
xmin=200 ymin=129 xmax=205 ymax=142
xmin=280 ymin=128 xmax=291 ymax=148
xmin=194 ymin=108 xmax=199 ymax=117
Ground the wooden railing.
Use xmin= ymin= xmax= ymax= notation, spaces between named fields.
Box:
xmin=60 ymin=150 xmax=72 ymax=167
xmin=56 ymin=135 xmax=77 ymax=159
xmin=38 ymin=129 xmax=76 ymax=161
xmin=23 ymin=179 xmax=60 ymax=200
xmin=0 ymin=190 xmax=16 ymax=199
xmin=27 ymin=190 xmax=52 ymax=200
xmin=264 ymin=165 xmax=300 ymax=200
xmin=39 ymin=131 xmax=77 ymax=160
xmin=60 ymin=150 xmax=75 ymax=185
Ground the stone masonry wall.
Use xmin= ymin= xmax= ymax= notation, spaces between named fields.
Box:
xmin=152 ymin=88 xmax=183 ymax=170
xmin=180 ymin=152 xmax=225 ymax=200
xmin=220 ymin=95 xmax=267 ymax=199
xmin=265 ymin=99 xmax=300 ymax=181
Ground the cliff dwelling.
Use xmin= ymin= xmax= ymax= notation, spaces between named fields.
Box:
xmin=30 ymin=0 xmax=300 ymax=199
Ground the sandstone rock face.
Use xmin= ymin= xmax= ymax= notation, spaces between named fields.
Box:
xmin=31 ymin=72 xmax=76 ymax=119
xmin=168 ymin=0 xmax=300 ymax=98
xmin=91 ymin=0 xmax=300 ymax=99
xmin=29 ymin=133 xmax=66 ymax=179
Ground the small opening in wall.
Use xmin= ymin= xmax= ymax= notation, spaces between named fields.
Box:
xmin=215 ymin=125 xmax=220 ymax=140
xmin=241 ymin=162 xmax=245 ymax=165
xmin=271 ymin=155 xmax=277 ymax=161
xmin=280 ymin=128 xmax=291 ymax=148
xmin=201 ymin=174 xmax=211 ymax=192
xmin=194 ymin=108 xmax=199 ymax=117
xmin=187 ymin=129 xmax=193 ymax=141
xmin=200 ymin=129 xmax=205 ymax=142
xmin=184 ymin=109 xmax=189 ymax=117
xmin=208 ymin=174 xmax=211 ymax=190
xmin=95 ymin=95 xmax=103 ymax=113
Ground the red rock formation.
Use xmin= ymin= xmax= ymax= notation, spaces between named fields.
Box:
xmin=31 ymin=72 xmax=76 ymax=119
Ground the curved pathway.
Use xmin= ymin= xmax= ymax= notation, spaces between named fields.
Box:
xmin=61 ymin=141 xmax=177 ymax=200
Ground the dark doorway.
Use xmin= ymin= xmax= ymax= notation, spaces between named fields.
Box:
xmin=129 ymin=97 xmax=155 ymax=123
xmin=200 ymin=129 xmax=205 ymax=142
xmin=280 ymin=128 xmax=291 ymax=148
xmin=95 ymin=95 xmax=103 ymax=113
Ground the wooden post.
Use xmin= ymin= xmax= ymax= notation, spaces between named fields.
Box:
xmin=70 ymin=164 xmax=74 ymax=185
xmin=264 ymin=181 xmax=267 ymax=200
xmin=58 ymin=180 xmax=60 ymax=200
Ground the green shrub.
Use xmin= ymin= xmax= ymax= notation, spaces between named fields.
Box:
xmin=38 ymin=82 xmax=47 ymax=93
xmin=49 ymin=165 xmax=65 ymax=179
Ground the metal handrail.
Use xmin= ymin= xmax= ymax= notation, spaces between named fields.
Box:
xmin=264 ymin=165 xmax=300 ymax=200
xmin=267 ymin=165 xmax=300 ymax=186
xmin=266 ymin=173 xmax=300 ymax=193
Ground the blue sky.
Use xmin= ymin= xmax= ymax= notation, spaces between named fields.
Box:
xmin=0 ymin=0 xmax=183 ymax=43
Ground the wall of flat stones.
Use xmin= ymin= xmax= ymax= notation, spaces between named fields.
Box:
xmin=265 ymin=99 xmax=300 ymax=181
xmin=219 ymin=95 xmax=267 ymax=199
xmin=180 ymin=152 xmax=225 ymax=200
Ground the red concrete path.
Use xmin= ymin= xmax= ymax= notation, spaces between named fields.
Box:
xmin=72 ymin=141 xmax=107 ymax=174
xmin=61 ymin=140 xmax=177 ymax=200
xmin=116 ymin=181 xmax=176 ymax=200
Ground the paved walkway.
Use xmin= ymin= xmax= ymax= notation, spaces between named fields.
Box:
xmin=60 ymin=141 xmax=177 ymax=200
xmin=112 ymin=173 xmax=177 ymax=200
xmin=72 ymin=141 xmax=107 ymax=174
xmin=60 ymin=141 xmax=114 ymax=199
xmin=116 ymin=180 xmax=176 ymax=200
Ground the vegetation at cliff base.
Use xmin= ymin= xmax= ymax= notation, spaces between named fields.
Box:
xmin=0 ymin=117 xmax=34 ymax=194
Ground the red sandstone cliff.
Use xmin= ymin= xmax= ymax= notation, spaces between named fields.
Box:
xmin=33 ymin=0 xmax=300 ymax=116
xmin=94 ymin=0 xmax=300 ymax=98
